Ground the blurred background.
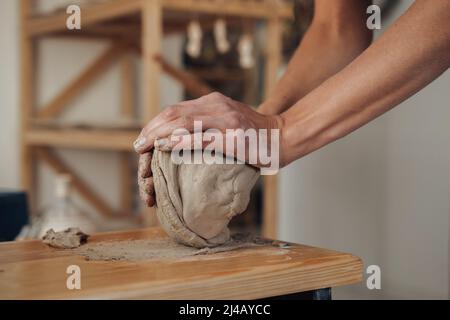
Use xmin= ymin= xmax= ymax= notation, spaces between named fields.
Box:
xmin=0 ymin=0 xmax=449 ymax=299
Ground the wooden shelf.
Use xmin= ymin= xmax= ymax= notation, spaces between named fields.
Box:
xmin=27 ymin=0 xmax=142 ymax=36
xmin=31 ymin=118 xmax=142 ymax=130
xmin=26 ymin=0 xmax=292 ymax=37
xmin=20 ymin=0 xmax=287 ymax=236
xmin=162 ymin=0 xmax=293 ymax=19
xmin=26 ymin=128 xmax=139 ymax=151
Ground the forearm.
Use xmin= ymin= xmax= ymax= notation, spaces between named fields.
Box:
xmin=280 ymin=0 xmax=450 ymax=166
xmin=259 ymin=0 xmax=372 ymax=116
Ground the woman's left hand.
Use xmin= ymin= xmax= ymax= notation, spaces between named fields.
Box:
xmin=134 ymin=92 xmax=283 ymax=162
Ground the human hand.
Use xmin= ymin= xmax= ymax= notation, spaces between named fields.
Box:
xmin=135 ymin=92 xmax=284 ymax=207
xmin=134 ymin=92 xmax=282 ymax=162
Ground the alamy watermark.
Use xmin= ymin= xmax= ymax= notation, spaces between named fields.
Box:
xmin=366 ymin=265 xmax=381 ymax=290
xmin=66 ymin=265 xmax=81 ymax=290
xmin=66 ymin=5 xmax=81 ymax=30
xmin=367 ymin=4 xmax=381 ymax=30
xmin=164 ymin=121 xmax=280 ymax=176
xmin=66 ymin=3 xmax=381 ymax=31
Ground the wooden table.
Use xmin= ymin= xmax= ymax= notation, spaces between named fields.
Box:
xmin=0 ymin=228 xmax=362 ymax=299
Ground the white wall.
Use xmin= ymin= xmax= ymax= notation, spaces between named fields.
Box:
xmin=279 ymin=0 xmax=450 ymax=299
xmin=0 ymin=0 xmax=20 ymax=189
xmin=0 ymin=0 xmax=183 ymax=217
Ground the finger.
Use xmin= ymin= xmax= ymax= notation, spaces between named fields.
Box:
xmin=138 ymin=174 xmax=154 ymax=195
xmin=156 ymin=132 xmax=229 ymax=159
xmin=141 ymin=191 xmax=155 ymax=208
xmin=134 ymin=97 xmax=231 ymax=152
xmin=157 ymin=132 xmax=253 ymax=165
xmin=139 ymin=97 xmax=215 ymax=138
xmin=137 ymin=174 xmax=146 ymax=195
xmin=134 ymin=106 xmax=203 ymax=152
xmin=138 ymin=152 xmax=152 ymax=178
xmin=135 ymin=114 xmax=226 ymax=153
xmin=140 ymin=102 xmax=191 ymax=137
xmin=156 ymin=132 xmax=207 ymax=152
xmin=139 ymin=177 xmax=155 ymax=207
xmin=134 ymin=103 xmax=192 ymax=151
xmin=136 ymin=92 xmax=228 ymax=143
xmin=138 ymin=92 xmax=230 ymax=139
xmin=143 ymin=177 xmax=155 ymax=195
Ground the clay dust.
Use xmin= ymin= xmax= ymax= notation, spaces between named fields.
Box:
xmin=73 ymin=234 xmax=273 ymax=262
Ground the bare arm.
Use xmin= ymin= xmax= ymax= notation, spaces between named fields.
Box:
xmin=135 ymin=0 xmax=449 ymax=207
xmin=259 ymin=0 xmax=372 ymax=115
xmin=280 ymin=0 xmax=450 ymax=166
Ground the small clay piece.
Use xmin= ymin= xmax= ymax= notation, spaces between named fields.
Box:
xmin=253 ymin=237 xmax=273 ymax=245
xmin=42 ymin=228 xmax=89 ymax=249
xmin=271 ymin=240 xmax=291 ymax=249
xmin=151 ymin=150 xmax=260 ymax=248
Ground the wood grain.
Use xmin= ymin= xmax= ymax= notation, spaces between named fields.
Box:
xmin=162 ymin=0 xmax=293 ymax=19
xmin=27 ymin=0 xmax=143 ymax=36
xmin=0 ymin=228 xmax=362 ymax=300
xmin=26 ymin=128 xmax=139 ymax=151
xmin=142 ymin=0 xmax=162 ymax=123
xmin=25 ymin=0 xmax=292 ymax=37
xmin=262 ymin=17 xmax=282 ymax=239
xmin=20 ymin=0 xmax=37 ymax=213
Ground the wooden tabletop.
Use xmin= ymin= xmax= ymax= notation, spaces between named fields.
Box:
xmin=0 ymin=228 xmax=362 ymax=299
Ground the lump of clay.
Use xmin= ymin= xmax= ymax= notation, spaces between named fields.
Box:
xmin=152 ymin=150 xmax=259 ymax=248
xmin=42 ymin=228 xmax=89 ymax=249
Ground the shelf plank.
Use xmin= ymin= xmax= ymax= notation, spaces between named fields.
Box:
xmin=0 ymin=227 xmax=362 ymax=299
xmin=25 ymin=128 xmax=140 ymax=151
xmin=26 ymin=0 xmax=292 ymax=37
xmin=162 ymin=0 xmax=293 ymax=19
xmin=27 ymin=0 xmax=142 ymax=37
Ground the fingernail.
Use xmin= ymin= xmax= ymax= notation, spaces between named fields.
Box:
xmin=155 ymin=138 xmax=172 ymax=151
xmin=155 ymin=138 xmax=170 ymax=151
xmin=133 ymin=137 xmax=146 ymax=151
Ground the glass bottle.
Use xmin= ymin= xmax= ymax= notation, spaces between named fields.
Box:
xmin=36 ymin=174 xmax=97 ymax=238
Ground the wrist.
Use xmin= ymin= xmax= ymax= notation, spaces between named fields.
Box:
xmin=265 ymin=113 xmax=288 ymax=168
xmin=258 ymin=94 xmax=294 ymax=116
xmin=279 ymin=105 xmax=324 ymax=166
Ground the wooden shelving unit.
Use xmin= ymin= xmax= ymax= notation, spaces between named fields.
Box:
xmin=19 ymin=0 xmax=292 ymax=237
